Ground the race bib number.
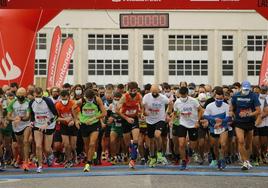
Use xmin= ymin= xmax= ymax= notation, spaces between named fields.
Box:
xmin=35 ymin=115 xmax=49 ymax=126
xmin=126 ymin=109 xmax=137 ymax=116
xmin=83 ymin=109 xmax=95 ymax=116
xmin=115 ymin=122 xmax=122 ymax=127
xmin=181 ymin=112 xmax=192 ymax=120
xmin=214 ymin=127 xmax=225 ymax=135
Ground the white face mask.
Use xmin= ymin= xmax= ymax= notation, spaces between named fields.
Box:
xmin=61 ymin=99 xmax=68 ymax=105
xmin=113 ymin=100 xmax=119 ymax=106
xmin=75 ymin=90 xmax=82 ymax=95
xmin=241 ymin=90 xmax=250 ymax=96
xmin=260 ymin=94 xmax=267 ymax=99
xmin=188 ymin=89 xmax=195 ymax=96
xmin=165 ymin=92 xmax=172 ymax=98
xmin=180 ymin=97 xmax=188 ymax=103
xmin=35 ymin=97 xmax=42 ymax=103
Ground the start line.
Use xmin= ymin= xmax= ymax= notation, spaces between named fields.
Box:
xmin=1 ymin=165 xmax=268 ymax=179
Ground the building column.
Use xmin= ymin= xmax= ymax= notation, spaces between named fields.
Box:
xmin=236 ymin=29 xmax=247 ymax=82
xmin=75 ymin=28 xmax=88 ymax=85
xmin=155 ymin=29 xmax=168 ymax=84
xmin=208 ymin=30 xmax=221 ymax=86
xmin=128 ymin=29 xmax=143 ymax=86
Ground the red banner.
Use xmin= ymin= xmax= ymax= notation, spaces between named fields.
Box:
xmin=1 ymin=0 xmax=268 ymax=20
xmin=54 ymin=38 xmax=74 ymax=88
xmin=259 ymin=40 xmax=268 ymax=86
xmin=0 ymin=9 xmax=60 ymax=87
xmin=46 ymin=26 xmax=62 ymax=88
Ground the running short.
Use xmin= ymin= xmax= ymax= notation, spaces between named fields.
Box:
xmin=234 ymin=121 xmax=255 ymax=131
xmin=121 ymin=116 xmax=139 ymax=134
xmin=173 ymin=125 xmax=198 ymax=141
xmin=80 ymin=122 xmax=100 ymax=138
xmin=61 ymin=124 xmax=78 ymax=136
xmin=257 ymin=126 xmax=268 ymax=137
xmin=147 ymin=121 xmax=167 ymax=138
xmin=33 ymin=127 xmax=55 ymax=135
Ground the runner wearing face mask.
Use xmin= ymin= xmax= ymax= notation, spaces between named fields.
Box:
xmin=172 ymin=87 xmax=203 ymax=170
xmin=252 ymin=86 xmax=268 ymax=166
xmin=188 ymin=83 xmax=197 ymax=98
xmin=143 ymin=84 xmax=171 ymax=167
xmin=230 ymin=81 xmax=261 ymax=170
xmin=55 ymin=90 xmax=80 ymax=168
xmin=29 ymin=87 xmax=58 ymax=173
xmin=116 ymin=82 xmax=142 ymax=169
xmin=7 ymin=87 xmax=31 ymax=171
xmin=204 ymin=88 xmax=231 ymax=170
xmin=77 ymin=89 xmax=107 ymax=172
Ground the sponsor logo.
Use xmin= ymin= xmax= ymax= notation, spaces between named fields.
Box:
xmin=112 ymin=0 xmax=121 ymax=2
xmin=0 ymin=52 xmax=21 ymax=80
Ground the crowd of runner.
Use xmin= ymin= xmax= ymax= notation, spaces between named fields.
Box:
xmin=0 ymin=81 xmax=267 ymax=173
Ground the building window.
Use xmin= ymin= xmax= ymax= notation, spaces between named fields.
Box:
xmin=68 ymin=60 xmax=73 ymax=76
xmin=143 ymin=60 xmax=154 ymax=75
xmin=62 ymin=33 xmax=73 ymax=43
xmin=168 ymin=35 xmax=208 ymax=51
xmin=248 ymin=60 xmax=261 ymax=76
xmin=168 ymin=60 xmax=208 ymax=76
xmin=222 ymin=60 xmax=233 ymax=76
xmin=222 ymin=35 xmax=233 ymax=51
xmin=36 ymin=33 xmax=47 ymax=50
xmin=35 ymin=59 xmax=47 ymax=76
xmin=88 ymin=34 xmax=128 ymax=50
xmin=88 ymin=59 xmax=128 ymax=76
xmin=247 ymin=35 xmax=267 ymax=51
xmin=143 ymin=35 xmax=154 ymax=51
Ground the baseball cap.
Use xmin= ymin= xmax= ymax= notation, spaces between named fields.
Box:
xmin=241 ymin=81 xmax=251 ymax=90
xmin=188 ymin=83 xmax=196 ymax=89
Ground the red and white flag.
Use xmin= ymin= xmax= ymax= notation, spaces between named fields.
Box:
xmin=259 ymin=40 xmax=268 ymax=86
xmin=46 ymin=26 xmax=62 ymax=88
xmin=54 ymin=37 xmax=74 ymax=88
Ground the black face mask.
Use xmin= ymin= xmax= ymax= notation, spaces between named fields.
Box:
xmin=107 ymin=99 xmax=113 ymax=104
xmin=152 ymin=93 xmax=159 ymax=98
xmin=130 ymin=93 xmax=136 ymax=98
xmin=17 ymin=96 xmax=25 ymax=102
xmin=52 ymin=95 xmax=59 ymax=100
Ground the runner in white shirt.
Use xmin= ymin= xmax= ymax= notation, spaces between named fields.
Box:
xmin=143 ymin=84 xmax=171 ymax=167
xmin=203 ymin=88 xmax=231 ymax=170
xmin=29 ymin=87 xmax=58 ymax=173
xmin=254 ymin=86 xmax=268 ymax=165
xmin=172 ymin=87 xmax=203 ymax=170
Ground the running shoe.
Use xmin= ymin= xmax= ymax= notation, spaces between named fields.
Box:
xmin=246 ymin=160 xmax=253 ymax=169
xmin=13 ymin=162 xmax=19 ymax=169
xmin=64 ymin=161 xmax=73 ymax=168
xmin=101 ymin=152 xmax=106 ymax=161
xmin=140 ymin=158 xmax=146 ymax=165
xmin=241 ymin=161 xmax=249 ymax=171
xmin=129 ymin=159 xmax=135 ymax=169
xmin=36 ymin=166 xmax=43 ymax=173
xmin=83 ymin=163 xmax=91 ymax=172
xmin=22 ymin=162 xmax=29 ymax=172
xmin=209 ymin=160 xmax=217 ymax=168
xmin=157 ymin=152 xmax=168 ymax=165
xmin=180 ymin=160 xmax=188 ymax=170
xmin=47 ymin=154 xmax=54 ymax=167
xmin=252 ymin=160 xmax=259 ymax=166
xmin=149 ymin=157 xmax=157 ymax=168
xmin=220 ymin=159 xmax=226 ymax=170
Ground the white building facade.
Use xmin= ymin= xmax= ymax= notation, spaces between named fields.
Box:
xmin=34 ymin=10 xmax=268 ymax=87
